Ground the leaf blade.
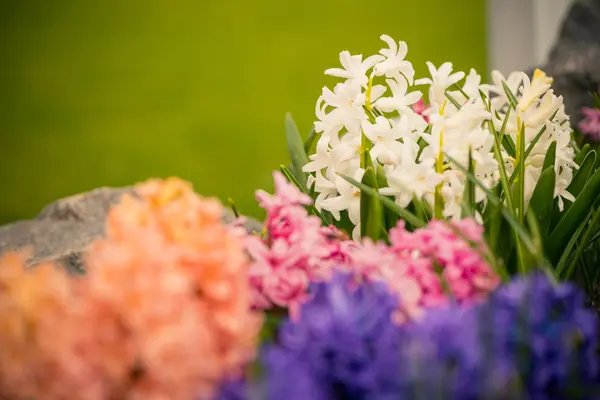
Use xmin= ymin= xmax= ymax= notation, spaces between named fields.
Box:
xmin=547 ymin=166 xmax=600 ymax=263
xmin=526 ymin=166 xmax=555 ymax=239
xmin=285 ymin=113 xmax=309 ymax=189
xmin=360 ymin=167 xmax=382 ymax=240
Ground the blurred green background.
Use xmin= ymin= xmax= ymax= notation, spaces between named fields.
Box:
xmin=0 ymin=0 xmax=486 ymax=224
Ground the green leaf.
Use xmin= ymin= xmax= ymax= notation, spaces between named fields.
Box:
xmin=280 ymin=165 xmax=329 ymax=226
xmin=498 ymin=106 xmax=516 ymax=158
xmin=461 ymin=149 xmax=476 ymax=218
xmin=483 ymin=192 xmax=502 ymax=249
xmin=502 ymin=135 xmax=517 ymax=159
xmin=445 ymin=91 xmax=462 ymax=109
xmin=285 ymin=113 xmax=309 ymax=189
xmin=523 ymin=125 xmax=547 ymax=160
xmin=593 ymin=143 xmax=600 ymax=172
xmin=495 ymin=219 xmax=517 ymax=273
xmin=559 ymin=205 xmax=600 ymax=279
xmin=499 ymin=106 xmax=511 ymax=134
xmin=574 ymin=143 xmax=591 ymax=167
xmin=542 ymin=141 xmax=557 ymax=170
xmin=308 ymin=172 xmax=317 ymax=199
xmin=303 ymin=128 xmax=320 ymax=155
xmin=375 ymin=164 xmax=387 ymax=188
xmin=360 ymin=167 xmax=383 ymax=240
xmin=593 ymin=92 xmax=600 ymax=109
xmin=376 ymin=165 xmax=400 ymax=230
xmin=339 ymin=174 xmax=426 ymax=229
xmin=258 ymin=311 xmax=284 ymax=343
xmin=526 ymin=166 xmax=555 ymax=238
xmin=560 ymin=150 xmax=596 ymax=216
xmin=227 ymin=198 xmax=240 ymax=218
xmin=554 ymin=210 xmax=591 ymax=277
xmin=516 ymin=123 xmax=526 ymax=222
xmin=412 ymin=197 xmax=432 ymax=225
xmin=521 ymin=209 xmax=552 ymax=274
xmin=568 ymin=150 xmax=596 ymax=198
xmin=451 ymin=83 xmax=471 ymax=100
xmin=547 ymin=166 xmax=600 ymax=263
xmin=501 ymin=80 xmax=518 ymax=110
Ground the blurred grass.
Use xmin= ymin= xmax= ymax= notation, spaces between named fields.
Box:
xmin=0 ymin=0 xmax=486 ymax=224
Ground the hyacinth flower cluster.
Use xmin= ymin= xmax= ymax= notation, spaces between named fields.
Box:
xmin=397 ymin=272 xmax=600 ymax=399
xmin=245 ymin=172 xmax=499 ymax=321
xmin=0 ymin=178 xmax=262 ymax=400
xmin=263 ymin=274 xmax=403 ymax=399
xmin=304 ymin=34 xmax=576 ymax=238
xmin=277 ymin=33 xmax=600 ymax=303
xmin=263 ymin=272 xmax=600 ymax=399
xmin=245 ymin=172 xmax=353 ymax=317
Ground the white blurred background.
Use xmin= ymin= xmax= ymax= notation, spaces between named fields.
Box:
xmin=487 ymin=0 xmax=574 ymax=74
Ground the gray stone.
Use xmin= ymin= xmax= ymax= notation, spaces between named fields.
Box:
xmin=543 ymin=0 xmax=600 ymax=124
xmin=0 ymin=187 xmax=262 ymax=274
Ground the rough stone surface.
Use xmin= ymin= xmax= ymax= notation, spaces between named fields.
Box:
xmin=0 ymin=187 xmax=262 ymax=273
xmin=543 ymin=0 xmax=600 ymax=124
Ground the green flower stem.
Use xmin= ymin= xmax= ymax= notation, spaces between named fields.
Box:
xmin=360 ymin=132 xmax=372 ymax=169
xmin=516 ymin=117 xmax=526 ymax=222
xmin=481 ymin=91 xmax=515 ymax=215
xmin=434 ymin=100 xmax=448 ymax=219
xmin=365 ymin=75 xmax=374 ymax=112
xmin=361 ymin=75 xmax=376 ymax=169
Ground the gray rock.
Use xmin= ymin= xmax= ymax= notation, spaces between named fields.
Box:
xmin=0 ymin=187 xmax=134 ymax=273
xmin=546 ymin=0 xmax=600 ymax=78
xmin=35 ymin=186 xmax=134 ymax=223
xmin=543 ymin=0 xmax=600 ymax=124
xmin=0 ymin=187 xmax=262 ymax=274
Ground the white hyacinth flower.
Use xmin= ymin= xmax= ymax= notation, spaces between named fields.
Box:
xmin=321 ymin=168 xmax=366 ymax=240
xmin=415 ymin=61 xmax=465 ymax=106
xmin=303 ymin=135 xmax=334 ymax=173
xmin=521 ymin=90 xmax=563 ymax=128
xmin=374 ymin=78 xmax=422 ymax=114
xmin=373 ymin=34 xmax=415 ymax=84
xmin=320 ymin=81 xmax=367 ymax=135
xmin=381 ymin=156 xmax=443 ymax=208
xmin=362 ymin=116 xmax=405 ymax=166
xmin=485 ymin=70 xmax=523 ymax=110
xmin=518 ymin=69 xmax=553 ymax=112
xmin=311 ymin=170 xmax=338 ymax=212
xmin=325 ymin=50 xmax=384 ymax=88
xmin=303 ymin=34 xmax=578 ymax=239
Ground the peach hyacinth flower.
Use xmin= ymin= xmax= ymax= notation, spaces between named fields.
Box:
xmin=0 ymin=178 xmax=262 ymax=400
xmin=0 ymin=251 xmax=96 ymax=399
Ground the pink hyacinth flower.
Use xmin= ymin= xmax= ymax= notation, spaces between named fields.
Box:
xmin=246 ymin=172 xmax=352 ymax=314
xmin=412 ymin=98 xmax=429 ymax=122
xmin=578 ymin=107 xmax=600 ymax=142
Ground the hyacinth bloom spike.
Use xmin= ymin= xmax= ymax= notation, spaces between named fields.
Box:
xmin=246 ymin=172 xmax=499 ymax=322
xmin=310 ymin=34 xmax=577 ymax=227
xmin=262 ymin=272 xmax=599 ymax=399
xmin=263 ymin=273 xmax=403 ymax=399
xmin=0 ymin=178 xmax=262 ymax=400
